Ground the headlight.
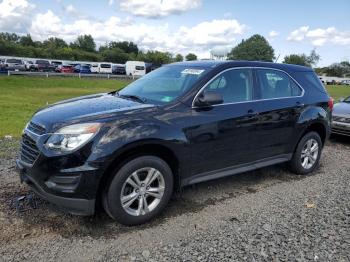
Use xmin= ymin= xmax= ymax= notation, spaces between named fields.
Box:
xmin=22 ymin=122 xmax=29 ymax=134
xmin=46 ymin=123 xmax=101 ymax=152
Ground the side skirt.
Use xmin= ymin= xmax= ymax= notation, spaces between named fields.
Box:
xmin=181 ymin=154 xmax=292 ymax=186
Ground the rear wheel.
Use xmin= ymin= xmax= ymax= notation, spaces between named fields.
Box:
xmin=103 ymin=156 xmax=173 ymax=225
xmin=288 ymin=132 xmax=322 ymax=175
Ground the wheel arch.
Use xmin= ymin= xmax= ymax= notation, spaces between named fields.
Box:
xmin=302 ymin=122 xmax=328 ymax=146
xmin=95 ymin=141 xmax=182 ymax=209
xmin=296 ymin=105 xmax=330 ymax=143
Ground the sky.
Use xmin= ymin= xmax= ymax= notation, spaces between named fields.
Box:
xmin=0 ymin=0 xmax=349 ymax=66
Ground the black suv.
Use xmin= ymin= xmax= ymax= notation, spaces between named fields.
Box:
xmin=17 ymin=61 xmax=332 ymax=225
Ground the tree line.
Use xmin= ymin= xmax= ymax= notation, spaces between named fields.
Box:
xmin=226 ymin=34 xmax=350 ymax=77
xmin=0 ymin=32 xmax=197 ymax=64
xmin=0 ymin=32 xmax=348 ymax=77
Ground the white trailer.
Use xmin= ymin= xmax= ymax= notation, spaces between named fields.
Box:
xmin=125 ymin=61 xmax=146 ymax=76
xmin=98 ymin=63 xmax=113 ymax=74
xmin=90 ymin=63 xmax=99 ymax=73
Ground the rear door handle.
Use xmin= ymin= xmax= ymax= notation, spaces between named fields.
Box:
xmin=296 ymin=101 xmax=305 ymax=108
xmin=247 ymin=109 xmax=259 ymax=116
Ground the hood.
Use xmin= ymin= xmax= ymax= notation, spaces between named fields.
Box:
xmin=333 ymin=102 xmax=350 ymax=116
xmin=32 ymin=93 xmax=154 ymax=130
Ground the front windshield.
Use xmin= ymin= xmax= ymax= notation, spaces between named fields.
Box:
xmin=344 ymin=96 xmax=350 ymax=102
xmin=119 ymin=65 xmax=208 ymax=104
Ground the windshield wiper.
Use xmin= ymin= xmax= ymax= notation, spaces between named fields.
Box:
xmin=118 ymin=93 xmax=146 ymax=103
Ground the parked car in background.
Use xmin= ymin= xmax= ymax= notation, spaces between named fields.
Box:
xmin=69 ymin=63 xmax=80 ymax=68
xmin=17 ymin=61 xmax=332 ymax=225
xmin=0 ymin=59 xmax=6 ymax=72
xmin=332 ymin=96 xmax=350 ymax=136
xmin=55 ymin=65 xmax=75 ymax=74
xmin=32 ymin=60 xmax=55 ymax=72
xmin=51 ymin=61 xmax=63 ymax=69
xmin=145 ymin=62 xmax=153 ymax=74
xmin=24 ymin=61 xmax=34 ymax=71
xmin=125 ymin=61 xmax=146 ymax=76
xmin=112 ymin=64 xmax=126 ymax=75
xmin=99 ymin=63 xmax=113 ymax=74
xmin=341 ymin=80 xmax=350 ymax=86
xmin=90 ymin=63 xmax=99 ymax=73
xmin=4 ymin=58 xmax=26 ymax=71
xmin=74 ymin=64 xmax=91 ymax=74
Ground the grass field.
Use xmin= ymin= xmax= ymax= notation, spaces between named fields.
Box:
xmin=326 ymin=85 xmax=350 ymax=101
xmin=0 ymin=76 xmax=349 ymax=137
xmin=0 ymin=76 xmax=130 ymax=137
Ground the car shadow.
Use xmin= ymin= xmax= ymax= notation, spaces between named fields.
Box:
xmin=329 ymin=134 xmax=350 ymax=145
xmin=4 ymin=163 xmax=313 ymax=240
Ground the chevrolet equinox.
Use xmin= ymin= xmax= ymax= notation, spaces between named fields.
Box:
xmin=17 ymin=61 xmax=332 ymax=225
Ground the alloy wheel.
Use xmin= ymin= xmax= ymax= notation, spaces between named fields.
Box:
xmin=120 ymin=167 xmax=165 ymax=216
xmin=301 ymin=138 xmax=319 ymax=169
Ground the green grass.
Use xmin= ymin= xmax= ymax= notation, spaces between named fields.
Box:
xmin=0 ymin=76 xmax=349 ymax=138
xmin=0 ymin=76 xmax=130 ymax=137
xmin=326 ymin=85 xmax=350 ymax=101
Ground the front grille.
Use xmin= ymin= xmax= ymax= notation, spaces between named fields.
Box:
xmin=20 ymin=134 xmax=40 ymax=165
xmin=27 ymin=122 xmax=46 ymax=135
xmin=333 ymin=116 xmax=350 ymax=124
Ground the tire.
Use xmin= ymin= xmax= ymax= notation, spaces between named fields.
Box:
xmin=288 ymin=131 xmax=322 ymax=175
xmin=103 ymin=156 xmax=173 ymax=225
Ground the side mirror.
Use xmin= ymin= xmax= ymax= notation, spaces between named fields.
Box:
xmin=194 ymin=91 xmax=223 ymax=107
xmin=339 ymin=97 xmax=345 ymax=102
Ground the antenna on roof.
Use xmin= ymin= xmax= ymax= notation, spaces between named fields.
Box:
xmin=274 ymin=54 xmax=280 ymax=63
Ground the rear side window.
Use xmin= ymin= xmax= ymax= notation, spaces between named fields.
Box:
xmin=100 ymin=64 xmax=111 ymax=68
xmin=136 ymin=66 xmax=145 ymax=70
xmin=296 ymin=71 xmax=327 ymax=94
xmin=257 ymin=69 xmax=302 ymax=99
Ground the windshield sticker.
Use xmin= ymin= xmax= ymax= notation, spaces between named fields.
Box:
xmin=181 ymin=69 xmax=205 ymax=75
xmin=161 ymin=96 xmax=173 ymax=102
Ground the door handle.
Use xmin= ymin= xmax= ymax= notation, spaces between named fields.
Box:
xmin=296 ymin=101 xmax=305 ymax=108
xmin=247 ymin=109 xmax=259 ymax=116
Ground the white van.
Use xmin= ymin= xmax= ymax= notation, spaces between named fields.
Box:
xmin=125 ymin=61 xmax=146 ymax=76
xmin=90 ymin=63 xmax=99 ymax=73
xmin=99 ymin=63 xmax=113 ymax=74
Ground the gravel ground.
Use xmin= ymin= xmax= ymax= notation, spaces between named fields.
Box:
xmin=0 ymin=136 xmax=349 ymax=261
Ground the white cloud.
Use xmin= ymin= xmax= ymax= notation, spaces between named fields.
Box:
xmin=108 ymin=0 xmax=114 ymax=6
xmin=29 ymin=11 xmax=246 ymax=56
xmin=267 ymin=30 xmax=279 ymax=42
xmin=269 ymin=30 xmax=279 ymax=38
xmin=64 ymin=4 xmax=76 ymax=15
xmin=0 ymin=0 xmax=35 ymax=32
xmin=176 ymin=19 xmax=245 ymax=47
xmin=31 ymin=10 xmax=62 ymax=38
xmin=287 ymin=26 xmax=350 ymax=46
xmin=287 ymin=26 xmax=309 ymax=42
xmin=119 ymin=0 xmax=202 ymax=18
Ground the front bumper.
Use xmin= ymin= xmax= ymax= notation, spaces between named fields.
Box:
xmin=16 ymin=159 xmax=97 ymax=216
xmin=331 ymin=121 xmax=350 ymax=136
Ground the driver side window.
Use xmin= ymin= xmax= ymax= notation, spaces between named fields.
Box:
xmin=204 ymin=68 xmax=253 ymax=104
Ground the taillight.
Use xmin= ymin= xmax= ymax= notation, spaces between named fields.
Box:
xmin=328 ymin=97 xmax=334 ymax=111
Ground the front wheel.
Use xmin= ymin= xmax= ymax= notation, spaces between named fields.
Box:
xmin=288 ymin=132 xmax=322 ymax=175
xmin=103 ymin=156 xmax=174 ymax=225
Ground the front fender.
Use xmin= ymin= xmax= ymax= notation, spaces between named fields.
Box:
xmin=88 ymin=115 xmax=191 ymax=175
